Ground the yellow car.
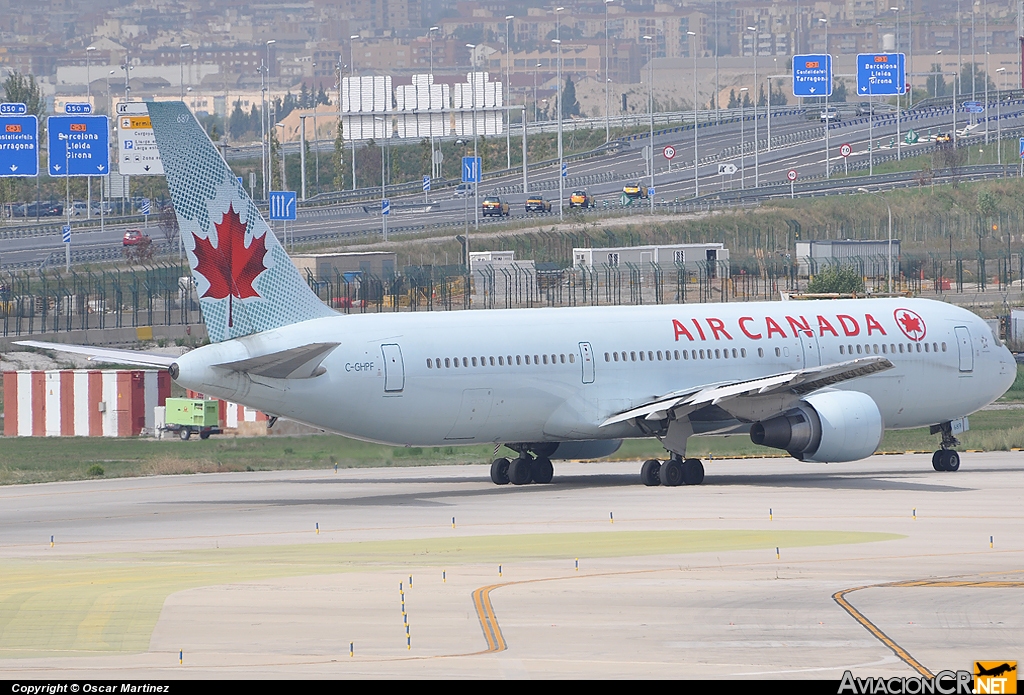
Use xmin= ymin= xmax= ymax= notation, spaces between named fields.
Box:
xmin=569 ymin=190 xmax=594 ymax=208
xmin=482 ymin=196 xmax=510 ymax=217
xmin=935 ymin=132 xmax=952 ymax=144
xmin=525 ymin=196 xmax=552 ymax=213
xmin=622 ymin=183 xmax=649 ymax=199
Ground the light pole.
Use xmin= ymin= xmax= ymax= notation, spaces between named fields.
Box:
xmin=263 ymin=40 xmax=276 ymax=201
xmin=85 ymin=46 xmax=96 ymax=220
xmin=374 ymin=116 xmax=387 ymax=241
xmin=868 ymin=76 xmax=875 ymax=175
xmin=605 ymin=0 xmax=614 ymax=142
xmin=689 ymin=30 xmax=698 ymax=198
xmin=505 ymin=15 xmax=514 ymax=169
xmin=534 ymin=62 xmax=541 ymax=123
xmin=890 ymin=6 xmax=902 ymax=160
xmin=747 ymin=25 xmax=759 ymax=187
xmin=555 ymin=6 xmax=565 ymax=220
xmin=350 ymin=36 xmax=359 ymax=191
xmin=311 ymin=62 xmax=320 ymax=195
xmin=858 ymin=187 xmax=893 ymax=291
xmin=467 ymin=43 xmax=481 ymax=230
xmin=740 ymin=87 xmax=748 ymax=188
xmin=819 ymin=17 xmax=829 ymax=177
xmin=178 ymin=43 xmax=190 ymax=100
xmin=644 ymin=34 xmax=654 ymax=213
xmin=997 ymin=66 xmax=1006 ymax=165
xmin=429 ymin=26 xmax=439 ymax=178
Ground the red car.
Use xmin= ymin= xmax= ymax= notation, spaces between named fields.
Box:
xmin=122 ymin=229 xmax=148 ymax=246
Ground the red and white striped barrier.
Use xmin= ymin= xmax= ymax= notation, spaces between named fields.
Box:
xmin=3 ymin=370 xmax=170 ymax=437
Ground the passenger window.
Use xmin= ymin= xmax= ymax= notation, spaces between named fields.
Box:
xmin=758 ymin=348 xmax=764 ymax=357
xmin=942 ymin=342 xmax=947 ymax=352
xmin=715 ymin=349 xmax=721 ymax=359
xmin=775 ymin=347 xmax=781 ymax=357
xmin=699 ymin=349 xmax=705 ymax=359
xmin=516 ymin=355 xmax=522 ymax=365
xmin=561 ymin=354 xmax=566 ymax=363
xmin=507 ymin=355 xmax=513 ymax=365
xmin=604 ymin=352 xmax=610 ymax=362
xmin=543 ymin=354 xmax=549 ymax=364
xmin=856 ymin=345 xmax=862 ymax=354
xmin=873 ymin=345 xmax=879 ymax=354
xmin=472 ymin=357 xmax=478 ymax=366
xmin=898 ymin=344 xmax=904 ymax=353
xmin=534 ymin=354 xmax=539 ymax=364
xmin=916 ymin=343 xmax=921 ymax=353
xmin=525 ymin=355 xmax=531 ymax=365
xmin=463 ymin=357 xmax=469 ymax=367
xmin=840 ymin=345 xmax=845 ymax=355
xmin=445 ymin=358 xmax=450 ymax=368
xmin=613 ymin=352 xmax=619 ymax=362
xmin=740 ymin=348 xmax=746 ymax=357
xmin=648 ymin=351 xmax=654 ymax=361
xmin=499 ymin=356 xmax=505 ymax=366
xmin=631 ymin=351 xmax=637 ymax=361
xmin=569 ymin=354 xmax=576 ymax=363
xmin=674 ymin=350 xmax=680 ymax=359
xmin=490 ymin=357 xmax=495 ymax=366
xmin=924 ymin=343 xmax=929 ymax=353
xmin=657 ymin=351 xmax=663 ymax=360
xmin=682 ymin=351 xmax=688 ymax=360
xmin=932 ymin=342 xmax=938 ymax=353
xmin=426 ymin=358 xmax=433 ymax=368
xmin=639 ymin=351 xmax=645 ymax=361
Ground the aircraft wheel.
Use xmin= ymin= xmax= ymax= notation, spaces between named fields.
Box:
xmin=508 ymin=457 xmax=533 ymax=485
xmin=640 ymin=459 xmax=662 ymax=486
xmin=682 ymin=458 xmax=705 ymax=485
xmin=943 ymin=450 xmax=960 ymax=472
xmin=490 ymin=458 xmax=511 ymax=485
xmin=531 ymin=456 xmax=554 ymax=484
xmin=931 ymin=450 xmax=944 ymax=471
xmin=659 ymin=458 xmax=684 ymax=487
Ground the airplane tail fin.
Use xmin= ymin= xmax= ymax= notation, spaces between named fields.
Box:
xmin=147 ymin=101 xmax=334 ymax=343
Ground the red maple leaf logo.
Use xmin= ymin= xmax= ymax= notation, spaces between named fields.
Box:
xmin=894 ymin=309 xmax=926 ymax=341
xmin=192 ymin=204 xmax=267 ymax=327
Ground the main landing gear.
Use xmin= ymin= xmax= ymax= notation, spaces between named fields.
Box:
xmin=491 ymin=444 xmax=555 ymax=486
xmin=640 ymin=455 xmax=705 ymax=487
xmin=930 ymin=422 xmax=962 ymax=472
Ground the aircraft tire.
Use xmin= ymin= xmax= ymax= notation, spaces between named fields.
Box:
xmin=490 ymin=458 xmax=511 ymax=485
xmin=508 ymin=457 xmax=533 ymax=485
xmin=531 ymin=457 xmax=554 ymax=484
xmin=932 ymin=450 xmax=944 ymax=471
xmin=659 ymin=459 xmax=684 ymax=487
xmin=943 ymin=450 xmax=960 ymax=472
xmin=640 ymin=459 xmax=662 ymax=486
xmin=682 ymin=459 xmax=705 ymax=485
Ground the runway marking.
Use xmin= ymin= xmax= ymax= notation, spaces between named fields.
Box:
xmin=833 ymin=574 xmax=1024 ymax=679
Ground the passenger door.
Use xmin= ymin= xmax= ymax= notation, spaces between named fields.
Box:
xmin=955 ymin=327 xmax=974 ymax=373
xmin=381 ymin=343 xmax=405 ymax=393
xmin=579 ymin=342 xmax=595 ymax=384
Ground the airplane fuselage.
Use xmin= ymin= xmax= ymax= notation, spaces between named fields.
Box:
xmin=173 ymin=297 xmax=1015 ymax=450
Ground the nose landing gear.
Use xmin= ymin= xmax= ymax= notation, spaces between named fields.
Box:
xmin=930 ymin=422 xmax=962 ymax=472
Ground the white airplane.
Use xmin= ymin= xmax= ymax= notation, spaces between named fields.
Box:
xmin=19 ymin=102 xmax=1017 ymax=487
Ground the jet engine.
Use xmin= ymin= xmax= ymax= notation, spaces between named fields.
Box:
xmin=749 ymin=391 xmax=883 ymax=463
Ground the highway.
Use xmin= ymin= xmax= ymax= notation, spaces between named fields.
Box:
xmin=3 ymin=101 xmax=1023 ymax=270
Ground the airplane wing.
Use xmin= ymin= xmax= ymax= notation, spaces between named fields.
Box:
xmin=13 ymin=340 xmax=178 ymax=368
xmin=602 ymin=357 xmax=893 ymax=427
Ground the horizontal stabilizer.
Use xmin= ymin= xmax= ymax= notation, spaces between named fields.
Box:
xmin=213 ymin=342 xmax=339 ymax=379
xmin=13 ymin=340 xmax=177 ymax=368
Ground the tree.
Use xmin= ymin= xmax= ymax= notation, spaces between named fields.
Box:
xmin=2 ymin=71 xmax=46 ymax=120
xmin=159 ymin=202 xmax=180 ymax=250
xmin=806 ymin=265 xmax=865 ymax=294
xmin=561 ymin=76 xmax=581 ymax=118
xmin=926 ymin=64 xmax=948 ymax=98
xmin=769 ymin=81 xmax=788 ymax=106
xmin=741 ymin=91 xmax=752 ymax=108
xmin=832 ymin=80 xmax=847 ymax=103
xmin=727 ymin=89 xmax=738 ymax=109
xmin=958 ymin=63 xmax=995 ymax=97
xmin=332 ymin=117 xmax=345 ymax=190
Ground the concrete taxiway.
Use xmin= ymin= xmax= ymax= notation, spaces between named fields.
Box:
xmin=0 ymin=453 xmax=1022 ymax=678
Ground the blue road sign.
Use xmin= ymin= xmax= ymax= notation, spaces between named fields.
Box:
xmin=561 ymin=162 xmax=568 ymax=177
xmin=648 ymin=186 xmax=655 ymax=197
xmin=140 ymin=198 xmax=151 ymax=215
xmin=422 ymin=175 xmax=431 ymax=192
xmin=856 ymin=53 xmax=905 ymax=96
xmin=1019 ymin=137 xmax=1024 ymax=158
xmin=461 ymin=156 xmax=481 ymax=183
xmin=237 ymin=176 xmax=244 ymax=187
xmin=963 ymin=101 xmax=985 ymax=114
xmin=792 ymin=54 xmax=833 ymax=97
xmin=269 ymin=191 xmax=297 ymax=220
xmin=0 ymin=115 xmax=39 ymax=177
xmin=0 ymin=103 xmax=27 ymax=115
xmin=62 ymin=225 xmax=71 ymax=244
xmin=47 ymin=115 xmax=109 ymax=176
xmin=64 ymin=103 xmax=92 ymax=115
xmin=382 ymin=198 xmax=391 ymax=216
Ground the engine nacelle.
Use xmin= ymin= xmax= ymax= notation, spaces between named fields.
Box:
xmin=750 ymin=390 xmax=883 ymax=463
xmin=549 ymin=440 xmax=623 ymax=460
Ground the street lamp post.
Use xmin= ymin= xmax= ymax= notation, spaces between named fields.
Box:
xmin=350 ymin=36 xmax=359 ymax=190
xmin=747 ymin=25 xmax=759 ymax=186
xmin=429 ymin=26 xmax=439 ymax=179
xmin=858 ymin=187 xmax=894 ymax=291
xmin=605 ymin=0 xmax=614 ymax=142
xmin=890 ymin=6 xmax=902 ymax=160
xmin=740 ymin=87 xmax=747 ymax=188
xmin=178 ymin=43 xmax=190 ymax=100
xmin=374 ymin=116 xmax=387 ymax=241
xmin=818 ymin=17 xmax=830 ymax=177
xmin=85 ymin=46 xmax=96 ymax=220
xmin=644 ymin=35 xmax=654 ymax=213
xmin=868 ymin=76 xmax=876 ymax=175
xmin=997 ymin=67 xmax=1006 ymax=165
xmin=689 ymin=30 xmax=698 ymax=198
xmin=555 ymin=6 xmax=565 ymax=220
xmin=505 ymin=15 xmax=514 ymax=169
xmin=467 ymin=43 xmax=481 ymax=230
xmin=534 ymin=63 xmax=541 ymax=123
